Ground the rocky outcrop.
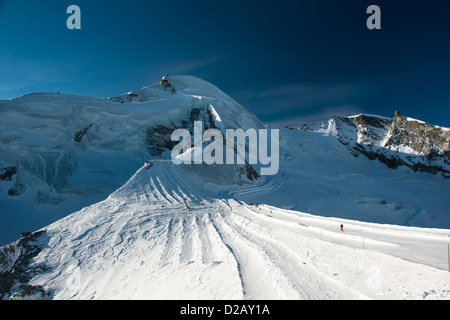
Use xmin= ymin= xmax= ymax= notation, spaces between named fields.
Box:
xmin=304 ymin=112 xmax=450 ymax=177
xmin=0 ymin=167 xmax=28 ymax=197
xmin=0 ymin=230 xmax=51 ymax=300
xmin=237 ymin=163 xmax=260 ymax=181
xmin=74 ymin=124 xmax=93 ymax=143
xmin=352 ymin=143 xmax=450 ymax=177
xmin=146 ymin=106 xmax=220 ymax=157
xmin=146 ymin=124 xmax=178 ymax=157
xmin=144 ymin=104 xmax=260 ymax=181
xmin=8 ymin=184 xmax=27 ymax=197
xmin=348 ymin=114 xmax=392 ymax=145
xmin=385 ymin=111 xmax=450 ymax=155
xmin=0 ymin=167 xmax=17 ymax=182
xmin=160 ymin=76 xmax=176 ymax=94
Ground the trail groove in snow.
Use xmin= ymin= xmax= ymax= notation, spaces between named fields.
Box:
xmin=7 ymin=162 xmax=449 ymax=300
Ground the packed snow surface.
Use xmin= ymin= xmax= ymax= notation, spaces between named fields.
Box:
xmin=0 ymin=75 xmax=264 ymax=245
xmin=1 ymin=75 xmax=449 ymax=300
xmin=26 ymin=162 xmax=450 ymax=300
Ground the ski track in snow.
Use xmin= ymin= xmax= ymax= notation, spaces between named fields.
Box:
xmin=14 ymin=162 xmax=450 ymax=300
xmin=3 ymin=76 xmax=450 ymax=300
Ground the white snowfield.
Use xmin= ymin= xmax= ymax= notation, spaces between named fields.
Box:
xmin=29 ymin=161 xmax=450 ymax=300
xmin=1 ymin=75 xmax=450 ymax=300
xmin=0 ymin=75 xmax=264 ymax=246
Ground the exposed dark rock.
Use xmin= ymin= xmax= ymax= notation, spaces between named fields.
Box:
xmin=352 ymin=143 xmax=450 ymax=176
xmin=8 ymin=184 xmax=27 ymax=197
xmin=189 ymin=108 xmax=201 ymax=124
xmin=348 ymin=114 xmax=392 ymax=145
xmin=146 ymin=125 xmax=178 ymax=157
xmin=74 ymin=124 xmax=93 ymax=143
xmin=10 ymin=284 xmax=50 ymax=300
xmin=160 ymin=76 xmax=176 ymax=94
xmin=0 ymin=230 xmax=51 ymax=300
xmin=146 ymin=105 xmax=221 ymax=157
xmin=238 ymin=163 xmax=260 ymax=181
xmin=353 ymin=114 xmax=391 ymax=129
xmin=321 ymin=112 xmax=450 ymax=177
xmin=143 ymin=103 xmax=260 ymax=182
xmin=144 ymin=161 xmax=154 ymax=170
xmin=0 ymin=166 xmax=17 ymax=181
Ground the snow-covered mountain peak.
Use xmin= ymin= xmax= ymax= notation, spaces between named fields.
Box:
xmin=0 ymin=75 xmax=266 ymax=246
xmin=1 ymin=83 xmax=450 ymax=300
xmin=107 ymin=75 xmax=265 ymax=132
xmin=386 ymin=110 xmax=450 ymax=155
xmin=302 ymin=112 xmax=450 ymax=177
xmin=337 ymin=111 xmax=450 ymax=154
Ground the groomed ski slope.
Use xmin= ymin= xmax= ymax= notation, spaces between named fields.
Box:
xmin=0 ymin=75 xmax=265 ymax=246
xmin=29 ymin=161 xmax=450 ymax=300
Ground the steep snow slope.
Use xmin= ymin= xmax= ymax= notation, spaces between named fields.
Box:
xmin=108 ymin=75 xmax=264 ymax=133
xmin=229 ymin=125 xmax=450 ymax=229
xmin=2 ymin=75 xmax=448 ymax=248
xmin=1 ymin=161 xmax=449 ymax=300
xmin=0 ymin=75 xmax=264 ymax=246
xmin=1 ymin=75 xmax=449 ymax=300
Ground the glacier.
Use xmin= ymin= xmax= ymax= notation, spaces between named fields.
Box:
xmin=0 ymin=75 xmax=449 ymax=300
xmin=0 ymin=75 xmax=264 ymax=246
xmin=1 ymin=160 xmax=449 ymax=300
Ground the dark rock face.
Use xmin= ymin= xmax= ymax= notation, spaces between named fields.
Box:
xmin=74 ymin=124 xmax=93 ymax=143
xmin=305 ymin=112 xmax=450 ymax=177
xmin=342 ymin=112 xmax=450 ymax=155
xmin=0 ymin=167 xmax=29 ymax=197
xmin=9 ymin=284 xmax=49 ymax=300
xmin=352 ymin=144 xmax=450 ymax=177
xmin=238 ymin=163 xmax=260 ymax=181
xmin=146 ymin=125 xmax=178 ymax=157
xmin=145 ymin=105 xmax=260 ymax=181
xmin=385 ymin=111 xmax=450 ymax=155
xmin=0 ymin=167 xmax=17 ymax=181
xmin=349 ymin=113 xmax=449 ymax=177
xmin=8 ymin=184 xmax=27 ymax=197
xmin=349 ymin=114 xmax=392 ymax=145
xmin=0 ymin=230 xmax=51 ymax=300
xmin=160 ymin=77 xmax=176 ymax=94
xmin=146 ymin=106 xmax=219 ymax=157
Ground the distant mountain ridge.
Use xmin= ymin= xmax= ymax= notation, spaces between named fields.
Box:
xmin=1 ymin=77 xmax=450 ymax=300
xmin=301 ymin=111 xmax=450 ymax=177
xmin=1 ymin=75 xmax=449 ymax=248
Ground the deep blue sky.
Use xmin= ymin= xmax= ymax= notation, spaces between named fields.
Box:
xmin=0 ymin=0 xmax=449 ymax=126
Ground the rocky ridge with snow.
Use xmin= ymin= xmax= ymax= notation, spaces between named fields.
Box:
xmin=0 ymin=76 xmax=264 ymax=246
xmin=301 ymin=111 xmax=450 ymax=177
xmin=1 ymin=76 xmax=449 ymax=300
